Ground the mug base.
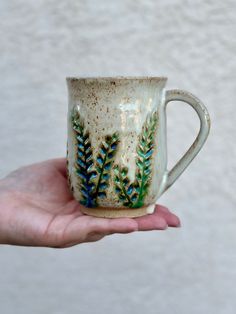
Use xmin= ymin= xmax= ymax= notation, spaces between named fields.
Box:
xmin=80 ymin=204 xmax=156 ymax=218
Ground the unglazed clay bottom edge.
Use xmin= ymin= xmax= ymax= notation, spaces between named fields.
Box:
xmin=80 ymin=204 xmax=156 ymax=218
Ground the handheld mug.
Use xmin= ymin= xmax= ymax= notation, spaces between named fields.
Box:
xmin=66 ymin=77 xmax=210 ymax=218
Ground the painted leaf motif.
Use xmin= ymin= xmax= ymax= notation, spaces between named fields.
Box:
xmin=113 ymin=165 xmax=134 ymax=207
xmin=132 ymin=111 xmax=158 ymax=208
xmin=114 ymin=111 xmax=158 ymax=208
xmin=94 ymin=132 xmax=120 ymax=202
xmin=72 ymin=107 xmax=120 ymax=207
xmin=72 ymin=109 xmax=97 ymax=207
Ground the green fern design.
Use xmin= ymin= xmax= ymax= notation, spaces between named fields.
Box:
xmin=114 ymin=165 xmax=138 ymax=207
xmin=95 ymin=133 xmax=119 ymax=200
xmin=132 ymin=111 xmax=158 ymax=207
xmin=114 ymin=111 xmax=158 ymax=208
xmin=72 ymin=108 xmax=120 ymax=207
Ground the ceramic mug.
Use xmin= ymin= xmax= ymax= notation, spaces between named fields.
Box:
xmin=66 ymin=77 xmax=210 ymax=218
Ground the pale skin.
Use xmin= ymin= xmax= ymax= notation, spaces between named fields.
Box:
xmin=0 ymin=158 xmax=180 ymax=248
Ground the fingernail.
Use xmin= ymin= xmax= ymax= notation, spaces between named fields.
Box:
xmin=171 ymin=215 xmax=181 ymax=227
xmin=176 ymin=219 xmax=181 ymax=227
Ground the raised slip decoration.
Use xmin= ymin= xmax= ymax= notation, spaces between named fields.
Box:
xmin=72 ymin=109 xmax=119 ymax=207
xmin=114 ymin=111 xmax=158 ymax=208
xmin=72 ymin=107 xmax=158 ymax=209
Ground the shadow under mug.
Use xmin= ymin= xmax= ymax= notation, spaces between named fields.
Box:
xmin=66 ymin=77 xmax=210 ymax=218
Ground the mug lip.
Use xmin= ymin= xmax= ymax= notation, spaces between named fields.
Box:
xmin=66 ymin=76 xmax=168 ymax=82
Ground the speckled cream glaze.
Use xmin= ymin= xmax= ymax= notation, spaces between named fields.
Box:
xmin=66 ymin=77 xmax=210 ymax=218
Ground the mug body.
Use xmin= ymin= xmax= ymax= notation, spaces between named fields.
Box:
xmin=67 ymin=77 xmax=168 ymax=217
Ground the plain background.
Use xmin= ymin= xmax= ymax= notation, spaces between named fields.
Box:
xmin=0 ymin=1 xmax=235 ymax=313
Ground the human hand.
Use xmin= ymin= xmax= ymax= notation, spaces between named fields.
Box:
xmin=0 ymin=158 xmax=180 ymax=248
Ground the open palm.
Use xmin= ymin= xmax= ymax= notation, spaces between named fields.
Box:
xmin=0 ymin=158 xmax=180 ymax=248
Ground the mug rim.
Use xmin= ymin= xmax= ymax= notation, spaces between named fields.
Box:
xmin=66 ymin=76 xmax=168 ymax=82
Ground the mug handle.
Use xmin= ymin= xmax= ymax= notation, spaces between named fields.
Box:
xmin=162 ymin=89 xmax=211 ymax=193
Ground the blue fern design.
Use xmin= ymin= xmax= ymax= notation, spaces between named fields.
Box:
xmin=72 ymin=108 xmax=120 ymax=207
xmin=66 ymin=141 xmax=74 ymax=194
xmin=72 ymin=110 xmax=97 ymax=207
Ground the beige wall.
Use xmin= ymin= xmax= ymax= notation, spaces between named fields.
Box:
xmin=0 ymin=1 xmax=235 ymax=313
